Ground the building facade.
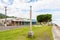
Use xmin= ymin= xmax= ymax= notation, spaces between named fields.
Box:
xmin=0 ymin=18 xmax=36 ymax=26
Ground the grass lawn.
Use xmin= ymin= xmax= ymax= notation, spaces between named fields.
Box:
xmin=0 ymin=25 xmax=53 ymax=40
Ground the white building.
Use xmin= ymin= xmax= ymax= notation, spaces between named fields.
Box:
xmin=0 ymin=18 xmax=36 ymax=26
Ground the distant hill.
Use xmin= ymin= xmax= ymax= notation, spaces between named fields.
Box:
xmin=0 ymin=13 xmax=16 ymax=19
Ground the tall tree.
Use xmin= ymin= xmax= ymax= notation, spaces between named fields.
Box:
xmin=37 ymin=14 xmax=52 ymax=23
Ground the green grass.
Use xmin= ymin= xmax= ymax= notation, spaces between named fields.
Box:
xmin=0 ymin=25 xmax=53 ymax=40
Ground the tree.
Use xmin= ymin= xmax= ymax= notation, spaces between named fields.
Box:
xmin=37 ymin=14 xmax=52 ymax=23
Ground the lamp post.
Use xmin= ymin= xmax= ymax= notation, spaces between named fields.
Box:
xmin=30 ymin=6 xmax=32 ymax=31
xmin=28 ymin=6 xmax=34 ymax=38
xmin=1 ymin=0 xmax=13 ymax=27
xmin=4 ymin=6 xmax=7 ymax=27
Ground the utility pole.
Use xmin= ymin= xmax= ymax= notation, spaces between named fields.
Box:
xmin=4 ymin=6 xmax=7 ymax=27
xmin=28 ymin=6 xmax=34 ymax=38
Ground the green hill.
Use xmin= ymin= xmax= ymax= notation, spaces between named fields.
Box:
xmin=0 ymin=13 xmax=16 ymax=19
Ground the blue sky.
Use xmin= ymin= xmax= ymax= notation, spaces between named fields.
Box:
xmin=0 ymin=0 xmax=13 ymax=5
xmin=0 ymin=0 xmax=60 ymax=20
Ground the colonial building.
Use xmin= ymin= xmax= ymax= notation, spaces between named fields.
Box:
xmin=0 ymin=18 xmax=36 ymax=26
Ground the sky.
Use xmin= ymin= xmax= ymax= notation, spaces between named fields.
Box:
xmin=0 ymin=0 xmax=60 ymax=20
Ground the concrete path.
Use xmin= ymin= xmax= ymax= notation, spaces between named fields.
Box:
xmin=52 ymin=24 xmax=60 ymax=40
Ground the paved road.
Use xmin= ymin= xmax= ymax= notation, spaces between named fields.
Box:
xmin=52 ymin=24 xmax=60 ymax=40
xmin=0 ymin=25 xmax=29 ymax=31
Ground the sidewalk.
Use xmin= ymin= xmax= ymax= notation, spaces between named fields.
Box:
xmin=52 ymin=24 xmax=60 ymax=40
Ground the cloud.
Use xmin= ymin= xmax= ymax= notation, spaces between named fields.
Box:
xmin=35 ymin=9 xmax=60 ymax=13
xmin=0 ymin=0 xmax=60 ymax=19
xmin=19 ymin=0 xmax=39 ymax=3
xmin=0 ymin=0 xmax=14 ymax=6
xmin=26 ymin=0 xmax=39 ymax=3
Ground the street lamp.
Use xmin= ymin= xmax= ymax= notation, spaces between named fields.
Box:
xmin=28 ymin=6 xmax=34 ymax=38
xmin=4 ymin=6 xmax=7 ymax=27
xmin=0 ymin=0 xmax=13 ymax=27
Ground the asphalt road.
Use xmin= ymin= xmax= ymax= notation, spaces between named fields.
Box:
xmin=0 ymin=25 xmax=29 ymax=31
